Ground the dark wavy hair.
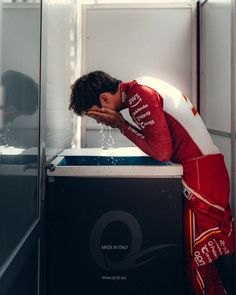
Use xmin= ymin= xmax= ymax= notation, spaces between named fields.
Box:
xmin=69 ymin=71 xmax=121 ymax=116
xmin=1 ymin=70 xmax=38 ymax=115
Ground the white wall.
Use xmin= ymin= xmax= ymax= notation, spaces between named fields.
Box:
xmin=79 ymin=2 xmax=196 ymax=147
xmin=202 ymin=0 xmax=231 ymax=132
xmin=1 ymin=4 xmax=40 ymax=81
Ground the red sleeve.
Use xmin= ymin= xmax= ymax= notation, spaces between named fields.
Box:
xmin=121 ymin=83 xmax=173 ymax=162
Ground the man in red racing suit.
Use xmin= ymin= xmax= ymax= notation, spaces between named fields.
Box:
xmin=69 ymin=71 xmax=234 ymax=295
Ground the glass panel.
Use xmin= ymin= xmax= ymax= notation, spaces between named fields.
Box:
xmin=202 ymin=0 xmax=231 ymax=132
xmin=6 ymin=242 xmax=38 ymax=295
xmin=0 ymin=1 xmax=40 ymax=266
xmin=42 ymin=0 xmax=77 ymax=160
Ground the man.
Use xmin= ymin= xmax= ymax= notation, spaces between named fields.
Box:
xmin=0 ymin=70 xmax=38 ymax=147
xmin=69 ymin=71 xmax=234 ymax=294
xmin=1 ymin=70 xmax=38 ymax=123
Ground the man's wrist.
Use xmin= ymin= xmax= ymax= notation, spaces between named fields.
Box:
xmin=118 ymin=120 xmax=129 ymax=133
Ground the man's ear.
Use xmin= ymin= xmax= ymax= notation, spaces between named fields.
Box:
xmin=99 ymin=93 xmax=110 ymax=107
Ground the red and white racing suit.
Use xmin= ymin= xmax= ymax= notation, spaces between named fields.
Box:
xmin=119 ymin=77 xmax=234 ymax=295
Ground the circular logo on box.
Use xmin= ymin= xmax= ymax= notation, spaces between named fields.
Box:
xmin=90 ymin=210 xmax=179 ymax=271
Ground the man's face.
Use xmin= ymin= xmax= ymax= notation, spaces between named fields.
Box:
xmin=87 ymin=105 xmax=102 ymax=113
xmin=99 ymin=91 xmax=121 ymax=111
xmin=0 ymin=86 xmax=19 ymax=123
xmin=86 ymin=88 xmax=121 ymax=116
xmin=86 ymin=105 xmax=103 ymax=124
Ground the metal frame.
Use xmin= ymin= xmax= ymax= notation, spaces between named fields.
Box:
xmin=196 ymin=1 xmax=201 ymax=113
xmin=206 ymin=129 xmax=232 ymax=138
xmin=231 ymin=0 xmax=236 ymax=285
xmin=2 ymin=2 xmax=40 ymax=10
xmin=191 ymin=1 xmax=198 ymax=108
xmin=38 ymin=1 xmax=46 ymax=294
xmin=80 ymin=1 xmax=197 ymax=147
xmin=199 ymin=0 xmax=205 ymax=118
xmin=231 ymin=0 xmax=236 ymax=214
xmin=0 ymin=2 xmax=43 ymax=294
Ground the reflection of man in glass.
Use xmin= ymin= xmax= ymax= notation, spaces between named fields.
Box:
xmin=0 ymin=70 xmax=38 ymax=147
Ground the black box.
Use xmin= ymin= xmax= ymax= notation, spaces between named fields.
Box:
xmin=46 ymin=177 xmax=184 ymax=295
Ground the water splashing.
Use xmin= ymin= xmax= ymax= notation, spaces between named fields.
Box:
xmin=99 ymin=124 xmax=117 ymax=165
xmin=106 ymin=126 xmax=115 ymax=149
xmin=0 ymin=122 xmax=12 ymax=147
xmin=99 ymin=124 xmax=115 ymax=150
xmin=99 ymin=123 xmax=105 ymax=149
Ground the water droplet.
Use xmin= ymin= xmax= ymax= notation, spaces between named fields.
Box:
xmin=0 ymin=122 xmax=12 ymax=147
xmin=99 ymin=124 xmax=115 ymax=150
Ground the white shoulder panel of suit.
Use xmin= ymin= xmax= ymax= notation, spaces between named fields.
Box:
xmin=136 ymin=77 xmax=219 ymax=155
